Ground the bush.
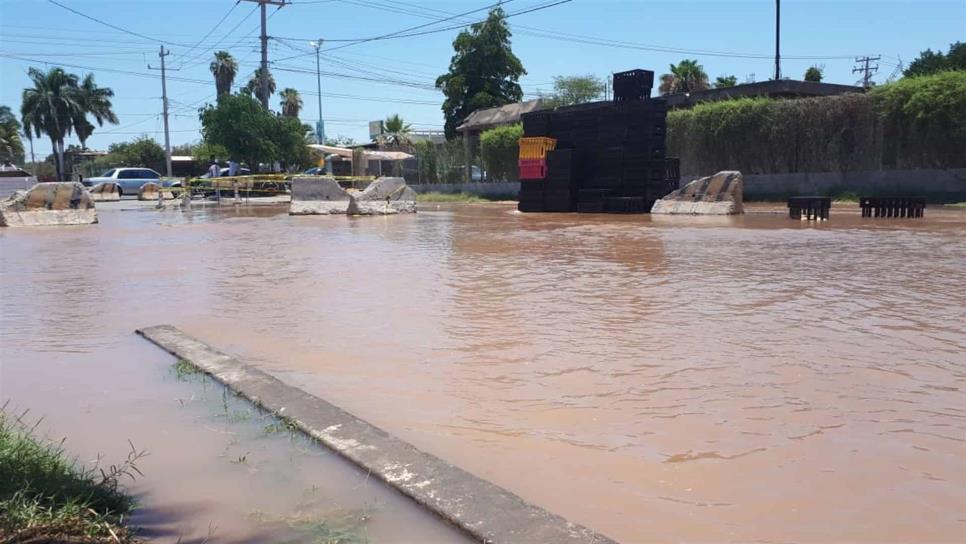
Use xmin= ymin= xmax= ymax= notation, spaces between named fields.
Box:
xmin=871 ymin=70 xmax=966 ymax=168
xmin=667 ymin=72 xmax=966 ymax=175
xmin=480 ymin=123 xmax=522 ymax=181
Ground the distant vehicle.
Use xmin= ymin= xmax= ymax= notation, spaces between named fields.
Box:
xmin=199 ymin=167 xmax=252 ymax=179
xmin=302 ymin=166 xmax=325 ymax=175
xmin=83 ymin=167 xmax=174 ymax=195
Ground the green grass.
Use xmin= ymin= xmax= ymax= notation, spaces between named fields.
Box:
xmin=831 ymin=190 xmax=860 ymax=203
xmin=416 ymin=191 xmax=515 ymax=203
xmin=0 ymin=405 xmax=144 ymax=543
xmin=173 ymin=359 xmax=201 ymax=380
xmin=945 ymin=202 xmax=966 ymax=208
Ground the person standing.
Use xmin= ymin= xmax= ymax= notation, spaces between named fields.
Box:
xmin=228 ymin=159 xmax=239 ymax=177
xmin=207 ymin=159 xmax=221 ymax=178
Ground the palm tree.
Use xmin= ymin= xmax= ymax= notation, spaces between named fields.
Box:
xmin=245 ymin=67 xmax=276 ymax=106
xmin=210 ymin=51 xmax=238 ymax=97
xmin=377 ymin=114 xmax=412 ymax=149
xmin=658 ymin=59 xmax=710 ymax=95
xmin=21 ymin=67 xmax=83 ymax=181
xmin=279 ymin=88 xmax=302 ymax=118
xmin=72 ymin=73 xmax=118 ymax=149
xmin=0 ymin=105 xmax=24 ymax=161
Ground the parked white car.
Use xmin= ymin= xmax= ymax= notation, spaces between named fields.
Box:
xmin=84 ymin=167 xmax=174 ymax=195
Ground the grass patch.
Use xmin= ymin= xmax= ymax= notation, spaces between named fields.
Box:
xmin=249 ymin=509 xmax=370 ymax=544
xmin=0 ymin=405 xmax=145 ymax=543
xmin=831 ymin=190 xmax=860 ymax=203
xmin=416 ymin=191 xmax=516 ymax=203
xmin=944 ymin=202 xmax=966 ymax=208
xmin=172 ymin=359 xmax=201 ymax=380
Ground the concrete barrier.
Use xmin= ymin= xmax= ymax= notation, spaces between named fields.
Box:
xmin=0 ymin=182 xmax=97 ymax=227
xmin=137 ymin=182 xmax=174 ymax=201
xmin=89 ymin=182 xmax=121 ymax=202
xmin=289 ymin=176 xmax=350 ymax=215
xmin=136 ymin=325 xmax=616 ymax=544
xmin=652 ymin=171 xmax=744 ymax=215
xmin=347 ymin=177 xmax=417 ymax=215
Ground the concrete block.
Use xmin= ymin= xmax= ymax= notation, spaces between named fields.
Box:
xmin=652 ymin=171 xmax=743 ymax=215
xmin=289 ymin=176 xmax=351 ymax=215
xmin=347 ymin=177 xmax=417 ymax=215
xmin=90 ymin=182 xmax=121 ymax=202
xmin=138 ymin=182 xmax=174 ymax=201
xmin=0 ymin=182 xmax=97 ymax=227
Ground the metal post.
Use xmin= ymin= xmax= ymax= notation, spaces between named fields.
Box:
xmin=259 ymin=2 xmax=269 ymax=108
xmin=774 ymin=0 xmax=781 ymax=80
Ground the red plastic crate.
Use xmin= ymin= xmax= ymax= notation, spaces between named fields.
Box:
xmin=519 ymin=158 xmax=547 ymax=180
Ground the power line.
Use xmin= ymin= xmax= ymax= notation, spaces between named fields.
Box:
xmin=175 ymin=0 xmax=243 ymax=65
xmin=46 ymin=0 xmax=181 ymax=46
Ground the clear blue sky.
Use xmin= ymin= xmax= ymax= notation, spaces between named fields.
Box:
xmin=1 ymin=0 xmax=963 ymax=156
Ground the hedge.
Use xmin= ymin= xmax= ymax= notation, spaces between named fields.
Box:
xmin=480 ymin=123 xmax=523 ymax=181
xmin=667 ymin=70 xmax=966 ymax=175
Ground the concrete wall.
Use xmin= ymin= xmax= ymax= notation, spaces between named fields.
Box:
xmin=410 ymin=181 xmax=520 ymax=198
xmin=680 ymin=168 xmax=966 ymax=203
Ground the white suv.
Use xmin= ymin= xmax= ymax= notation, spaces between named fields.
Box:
xmin=84 ymin=167 xmax=173 ymax=195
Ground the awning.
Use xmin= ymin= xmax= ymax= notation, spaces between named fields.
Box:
xmin=307 ymin=144 xmax=413 ymax=161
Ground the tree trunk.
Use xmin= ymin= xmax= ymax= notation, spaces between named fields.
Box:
xmin=50 ymin=137 xmax=62 ymax=181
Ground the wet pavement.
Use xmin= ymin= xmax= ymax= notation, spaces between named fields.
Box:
xmin=2 ymin=202 xmax=965 ymax=543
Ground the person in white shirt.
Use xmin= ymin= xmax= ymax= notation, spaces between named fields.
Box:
xmin=207 ymin=160 xmax=221 ymax=178
xmin=228 ymin=159 xmax=239 ymax=177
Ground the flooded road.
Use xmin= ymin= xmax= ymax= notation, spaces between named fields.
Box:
xmin=2 ymin=202 xmax=965 ymax=542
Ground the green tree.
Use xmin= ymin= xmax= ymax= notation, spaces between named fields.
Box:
xmin=210 ymin=51 xmax=238 ymax=97
xmin=245 ymin=67 xmax=276 ymax=106
xmin=200 ymin=93 xmax=309 ymax=170
xmin=21 ymin=67 xmax=84 ymax=181
xmin=413 ymin=140 xmax=438 ymax=183
xmin=106 ymin=137 xmax=166 ymax=172
xmin=73 ymin=74 xmax=118 ymax=149
xmin=544 ymin=75 xmax=605 ymax=107
xmin=436 ymin=7 xmax=526 ymax=138
xmin=279 ymin=88 xmax=302 ymax=118
xmin=804 ymin=66 xmax=824 ymax=82
xmin=0 ymin=105 xmax=24 ymax=162
xmin=659 ymin=59 xmax=710 ymax=95
xmin=480 ymin=123 xmax=522 ymax=181
xmin=904 ymin=41 xmax=966 ymax=77
xmin=714 ymin=75 xmax=738 ymax=88
xmin=377 ymin=114 xmax=412 ymax=148
xmin=323 ymin=135 xmax=356 ymax=146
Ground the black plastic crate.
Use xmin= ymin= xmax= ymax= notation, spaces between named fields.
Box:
xmin=613 ymin=70 xmax=654 ymax=103
xmin=576 ymin=200 xmax=605 ymax=213
xmin=604 ymin=196 xmax=647 ymax=213
xmin=518 ymin=198 xmax=544 ymax=213
xmin=522 ymin=112 xmax=550 ymax=136
xmin=546 ymin=149 xmax=573 ymax=168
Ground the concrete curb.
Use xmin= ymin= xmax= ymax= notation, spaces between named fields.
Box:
xmin=136 ymin=325 xmax=618 ymax=544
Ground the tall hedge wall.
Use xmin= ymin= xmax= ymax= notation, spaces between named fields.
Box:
xmin=667 ymin=71 xmax=966 ymax=175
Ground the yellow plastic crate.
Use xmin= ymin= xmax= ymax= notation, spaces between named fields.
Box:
xmin=518 ymin=137 xmax=557 ymax=160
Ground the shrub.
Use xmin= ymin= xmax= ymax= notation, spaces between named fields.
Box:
xmin=667 ymin=72 xmax=966 ymax=175
xmin=480 ymin=123 xmax=522 ymax=181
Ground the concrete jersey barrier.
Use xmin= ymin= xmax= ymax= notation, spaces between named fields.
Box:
xmin=138 ymin=182 xmax=174 ymax=201
xmin=289 ymin=176 xmax=351 ymax=215
xmin=347 ymin=176 xmax=417 ymax=215
xmin=89 ymin=182 xmax=121 ymax=202
xmin=0 ymin=182 xmax=97 ymax=227
xmin=651 ymin=171 xmax=744 ymax=215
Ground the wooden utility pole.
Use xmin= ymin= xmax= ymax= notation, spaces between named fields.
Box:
xmin=852 ymin=55 xmax=881 ymax=88
xmin=242 ymin=0 xmax=288 ymax=109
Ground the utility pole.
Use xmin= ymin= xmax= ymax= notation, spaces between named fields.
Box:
xmin=148 ymin=45 xmax=176 ymax=178
xmin=243 ymin=0 xmax=288 ymax=109
xmin=310 ymin=38 xmax=325 ymax=144
xmin=852 ymin=55 xmax=881 ymax=88
xmin=774 ymin=0 xmax=781 ymax=80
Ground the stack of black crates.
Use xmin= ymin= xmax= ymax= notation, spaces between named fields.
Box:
xmin=517 ymin=68 xmax=680 ymax=213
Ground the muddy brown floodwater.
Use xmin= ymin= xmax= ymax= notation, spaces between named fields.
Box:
xmin=2 ymin=201 xmax=965 ymax=543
